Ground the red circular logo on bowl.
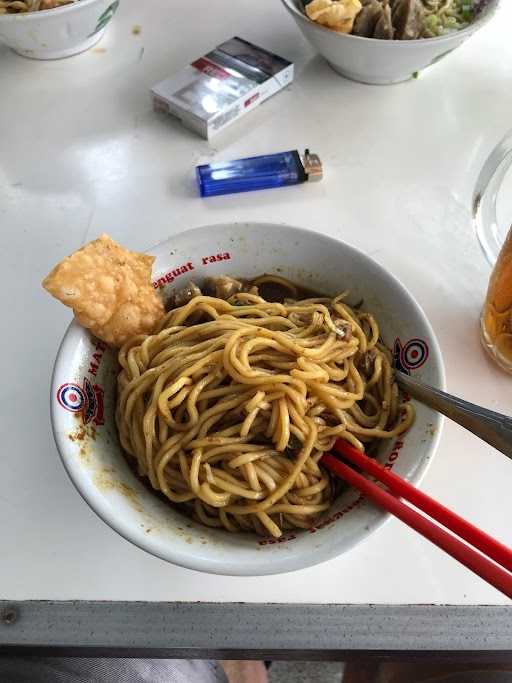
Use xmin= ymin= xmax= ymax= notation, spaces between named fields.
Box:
xmin=57 ymin=383 xmax=85 ymax=412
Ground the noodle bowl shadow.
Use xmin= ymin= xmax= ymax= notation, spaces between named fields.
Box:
xmin=51 ymin=223 xmax=445 ymax=575
xmin=280 ymin=0 xmax=499 ymax=85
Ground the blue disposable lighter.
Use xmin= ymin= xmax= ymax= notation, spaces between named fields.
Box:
xmin=196 ymin=149 xmax=323 ymax=198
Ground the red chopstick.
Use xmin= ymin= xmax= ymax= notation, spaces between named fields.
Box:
xmin=320 ymin=443 xmax=512 ymax=599
xmin=334 ymin=440 xmax=512 ymax=572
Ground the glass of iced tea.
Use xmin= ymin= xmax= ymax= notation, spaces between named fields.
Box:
xmin=481 ymin=228 xmax=512 ymax=372
xmin=474 ymin=129 xmax=512 ymax=372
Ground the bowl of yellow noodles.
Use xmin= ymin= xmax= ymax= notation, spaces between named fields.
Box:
xmin=50 ymin=222 xmax=444 ymax=575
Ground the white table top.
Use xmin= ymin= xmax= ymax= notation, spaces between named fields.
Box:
xmin=1 ymin=0 xmax=511 ymax=608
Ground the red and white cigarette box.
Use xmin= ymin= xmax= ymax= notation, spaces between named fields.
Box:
xmin=151 ymin=37 xmax=294 ymax=139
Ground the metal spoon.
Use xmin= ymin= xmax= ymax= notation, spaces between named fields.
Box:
xmin=396 ymin=371 xmax=512 ymax=460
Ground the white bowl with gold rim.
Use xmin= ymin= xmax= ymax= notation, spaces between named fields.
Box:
xmin=50 ymin=222 xmax=444 ymax=575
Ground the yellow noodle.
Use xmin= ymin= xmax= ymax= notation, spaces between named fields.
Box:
xmin=116 ymin=278 xmax=415 ymax=538
xmin=0 ymin=0 xmax=74 ymax=13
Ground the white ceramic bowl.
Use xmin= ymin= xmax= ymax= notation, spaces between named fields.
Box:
xmin=50 ymin=222 xmax=445 ymax=575
xmin=281 ymin=0 xmax=499 ymax=84
xmin=0 ymin=0 xmax=119 ymax=59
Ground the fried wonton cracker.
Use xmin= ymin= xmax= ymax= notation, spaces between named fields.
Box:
xmin=42 ymin=234 xmax=164 ymax=347
xmin=305 ymin=0 xmax=362 ymax=33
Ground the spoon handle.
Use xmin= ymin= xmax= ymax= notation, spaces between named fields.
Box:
xmin=396 ymin=371 xmax=512 ymax=460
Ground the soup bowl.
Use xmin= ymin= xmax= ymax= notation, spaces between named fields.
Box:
xmin=50 ymin=222 xmax=444 ymax=575
xmin=280 ymin=0 xmax=499 ymax=85
xmin=0 ymin=0 xmax=119 ymax=59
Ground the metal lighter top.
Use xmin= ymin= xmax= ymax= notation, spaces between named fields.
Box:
xmin=196 ymin=148 xmax=323 ymax=197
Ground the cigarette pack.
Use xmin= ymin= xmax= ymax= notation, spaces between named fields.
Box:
xmin=151 ymin=37 xmax=294 ymax=139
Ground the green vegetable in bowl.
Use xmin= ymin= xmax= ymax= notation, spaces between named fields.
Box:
xmin=421 ymin=0 xmax=475 ymax=37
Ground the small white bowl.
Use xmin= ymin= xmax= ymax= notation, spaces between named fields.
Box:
xmin=281 ymin=0 xmax=499 ymax=85
xmin=50 ymin=223 xmax=445 ymax=575
xmin=0 ymin=0 xmax=119 ymax=59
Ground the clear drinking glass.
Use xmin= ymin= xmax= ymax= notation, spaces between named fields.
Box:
xmin=474 ymin=129 xmax=512 ymax=373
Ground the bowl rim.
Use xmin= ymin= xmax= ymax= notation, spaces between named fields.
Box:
xmin=50 ymin=222 xmax=446 ymax=575
xmin=280 ymin=0 xmax=499 ymax=47
xmin=0 ymin=0 xmax=107 ymax=22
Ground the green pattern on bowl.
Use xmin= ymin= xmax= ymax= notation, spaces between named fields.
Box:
xmin=89 ymin=0 xmax=119 ymax=37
